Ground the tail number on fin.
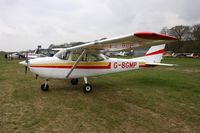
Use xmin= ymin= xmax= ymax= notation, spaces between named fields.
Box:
xmin=114 ymin=62 xmax=137 ymax=69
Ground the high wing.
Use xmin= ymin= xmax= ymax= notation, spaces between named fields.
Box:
xmin=66 ymin=32 xmax=177 ymax=52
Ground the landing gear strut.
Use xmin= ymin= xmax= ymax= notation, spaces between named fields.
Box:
xmin=71 ymin=78 xmax=79 ymax=85
xmin=41 ymin=79 xmax=49 ymax=91
xmin=83 ymin=77 xmax=92 ymax=93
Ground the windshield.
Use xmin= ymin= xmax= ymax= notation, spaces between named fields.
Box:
xmin=54 ymin=50 xmax=70 ymax=60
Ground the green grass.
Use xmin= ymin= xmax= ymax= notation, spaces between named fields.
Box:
xmin=0 ymin=56 xmax=200 ymax=132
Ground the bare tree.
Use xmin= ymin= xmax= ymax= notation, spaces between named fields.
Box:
xmin=168 ymin=25 xmax=193 ymax=51
xmin=192 ymin=24 xmax=200 ymax=52
xmin=160 ymin=27 xmax=169 ymax=35
xmin=168 ymin=25 xmax=192 ymax=41
xmin=193 ymin=24 xmax=200 ymax=40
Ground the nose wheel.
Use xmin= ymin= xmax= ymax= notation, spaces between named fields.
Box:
xmin=83 ymin=77 xmax=92 ymax=93
xmin=41 ymin=79 xmax=49 ymax=91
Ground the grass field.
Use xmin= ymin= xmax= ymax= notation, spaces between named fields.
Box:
xmin=0 ymin=56 xmax=200 ymax=132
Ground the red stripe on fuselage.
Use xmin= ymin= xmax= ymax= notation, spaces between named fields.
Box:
xmin=30 ymin=63 xmax=111 ymax=69
xmin=145 ymin=49 xmax=164 ymax=56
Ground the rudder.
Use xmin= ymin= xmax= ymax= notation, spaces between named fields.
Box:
xmin=143 ymin=44 xmax=166 ymax=63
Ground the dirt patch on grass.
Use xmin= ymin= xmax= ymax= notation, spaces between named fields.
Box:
xmin=182 ymin=69 xmax=200 ymax=73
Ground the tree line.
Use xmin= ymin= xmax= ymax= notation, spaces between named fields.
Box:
xmin=160 ymin=24 xmax=200 ymax=53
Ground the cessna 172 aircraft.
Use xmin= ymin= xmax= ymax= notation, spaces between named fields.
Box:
xmin=20 ymin=32 xmax=177 ymax=93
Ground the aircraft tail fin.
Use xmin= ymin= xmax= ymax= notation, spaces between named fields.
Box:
xmin=143 ymin=44 xmax=165 ymax=63
xmin=132 ymin=44 xmax=176 ymax=67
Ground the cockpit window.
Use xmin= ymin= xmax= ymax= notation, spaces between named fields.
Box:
xmin=55 ymin=51 xmax=107 ymax=61
xmin=71 ymin=53 xmax=104 ymax=61
xmin=72 ymin=53 xmax=81 ymax=61
xmin=85 ymin=54 xmax=104 ymax=61
xmin=63 ymin=52 xmax=70 ymax=60
xmin=54 ymin=50 xmax=70 ymax=60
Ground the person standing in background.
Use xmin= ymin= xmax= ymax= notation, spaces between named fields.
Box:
xmin=4 ymin=53 xmax=8 ymax=63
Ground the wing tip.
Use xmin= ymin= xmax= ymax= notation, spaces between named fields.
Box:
xmin=134 ymin=32 xmax=177 ymax=40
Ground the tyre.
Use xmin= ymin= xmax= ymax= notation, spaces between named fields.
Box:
xmin=41 ymin=83 xmax=49 ymax=91
xmin=71 ymin=78 xmax=79 ymax=85
xmin=83 ymin=84 xmax=92 ymax=93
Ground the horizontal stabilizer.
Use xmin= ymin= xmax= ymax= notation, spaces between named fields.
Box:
xmin=146 ymin=63 xmax=177 ymax=66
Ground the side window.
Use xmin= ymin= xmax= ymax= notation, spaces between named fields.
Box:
xmin=72 ymin=53 xmax=81 ymax=61
xmin=70 ymin=53 xmax=105 ymax=61
xmin=62 ymin=52 xmax=70 ymax=60
xmin=87 ymin=54 xmax=98 ymax=61
xmin=86 ymin=54 xmax=104 ymax=62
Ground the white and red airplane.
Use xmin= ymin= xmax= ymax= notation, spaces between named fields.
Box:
xmin=19 ymin=32 xmax=177 ymax=93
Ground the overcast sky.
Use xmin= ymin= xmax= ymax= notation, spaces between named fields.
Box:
xmin=0 ymin=0 xmax=200 ymax=51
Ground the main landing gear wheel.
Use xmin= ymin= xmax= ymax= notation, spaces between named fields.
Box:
xmin=83 ymin=84 xmax=92 ymax=93
xmin=71 ymin=78 xmax=79 ymax=85
xmin=41 ymin=83 xmax=49 ymax=91
xmin=41 ymin=79 xmax=49 ymax=91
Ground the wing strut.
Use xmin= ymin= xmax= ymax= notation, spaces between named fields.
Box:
xmin=65 ymin=49 xmax=86 ymax=78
